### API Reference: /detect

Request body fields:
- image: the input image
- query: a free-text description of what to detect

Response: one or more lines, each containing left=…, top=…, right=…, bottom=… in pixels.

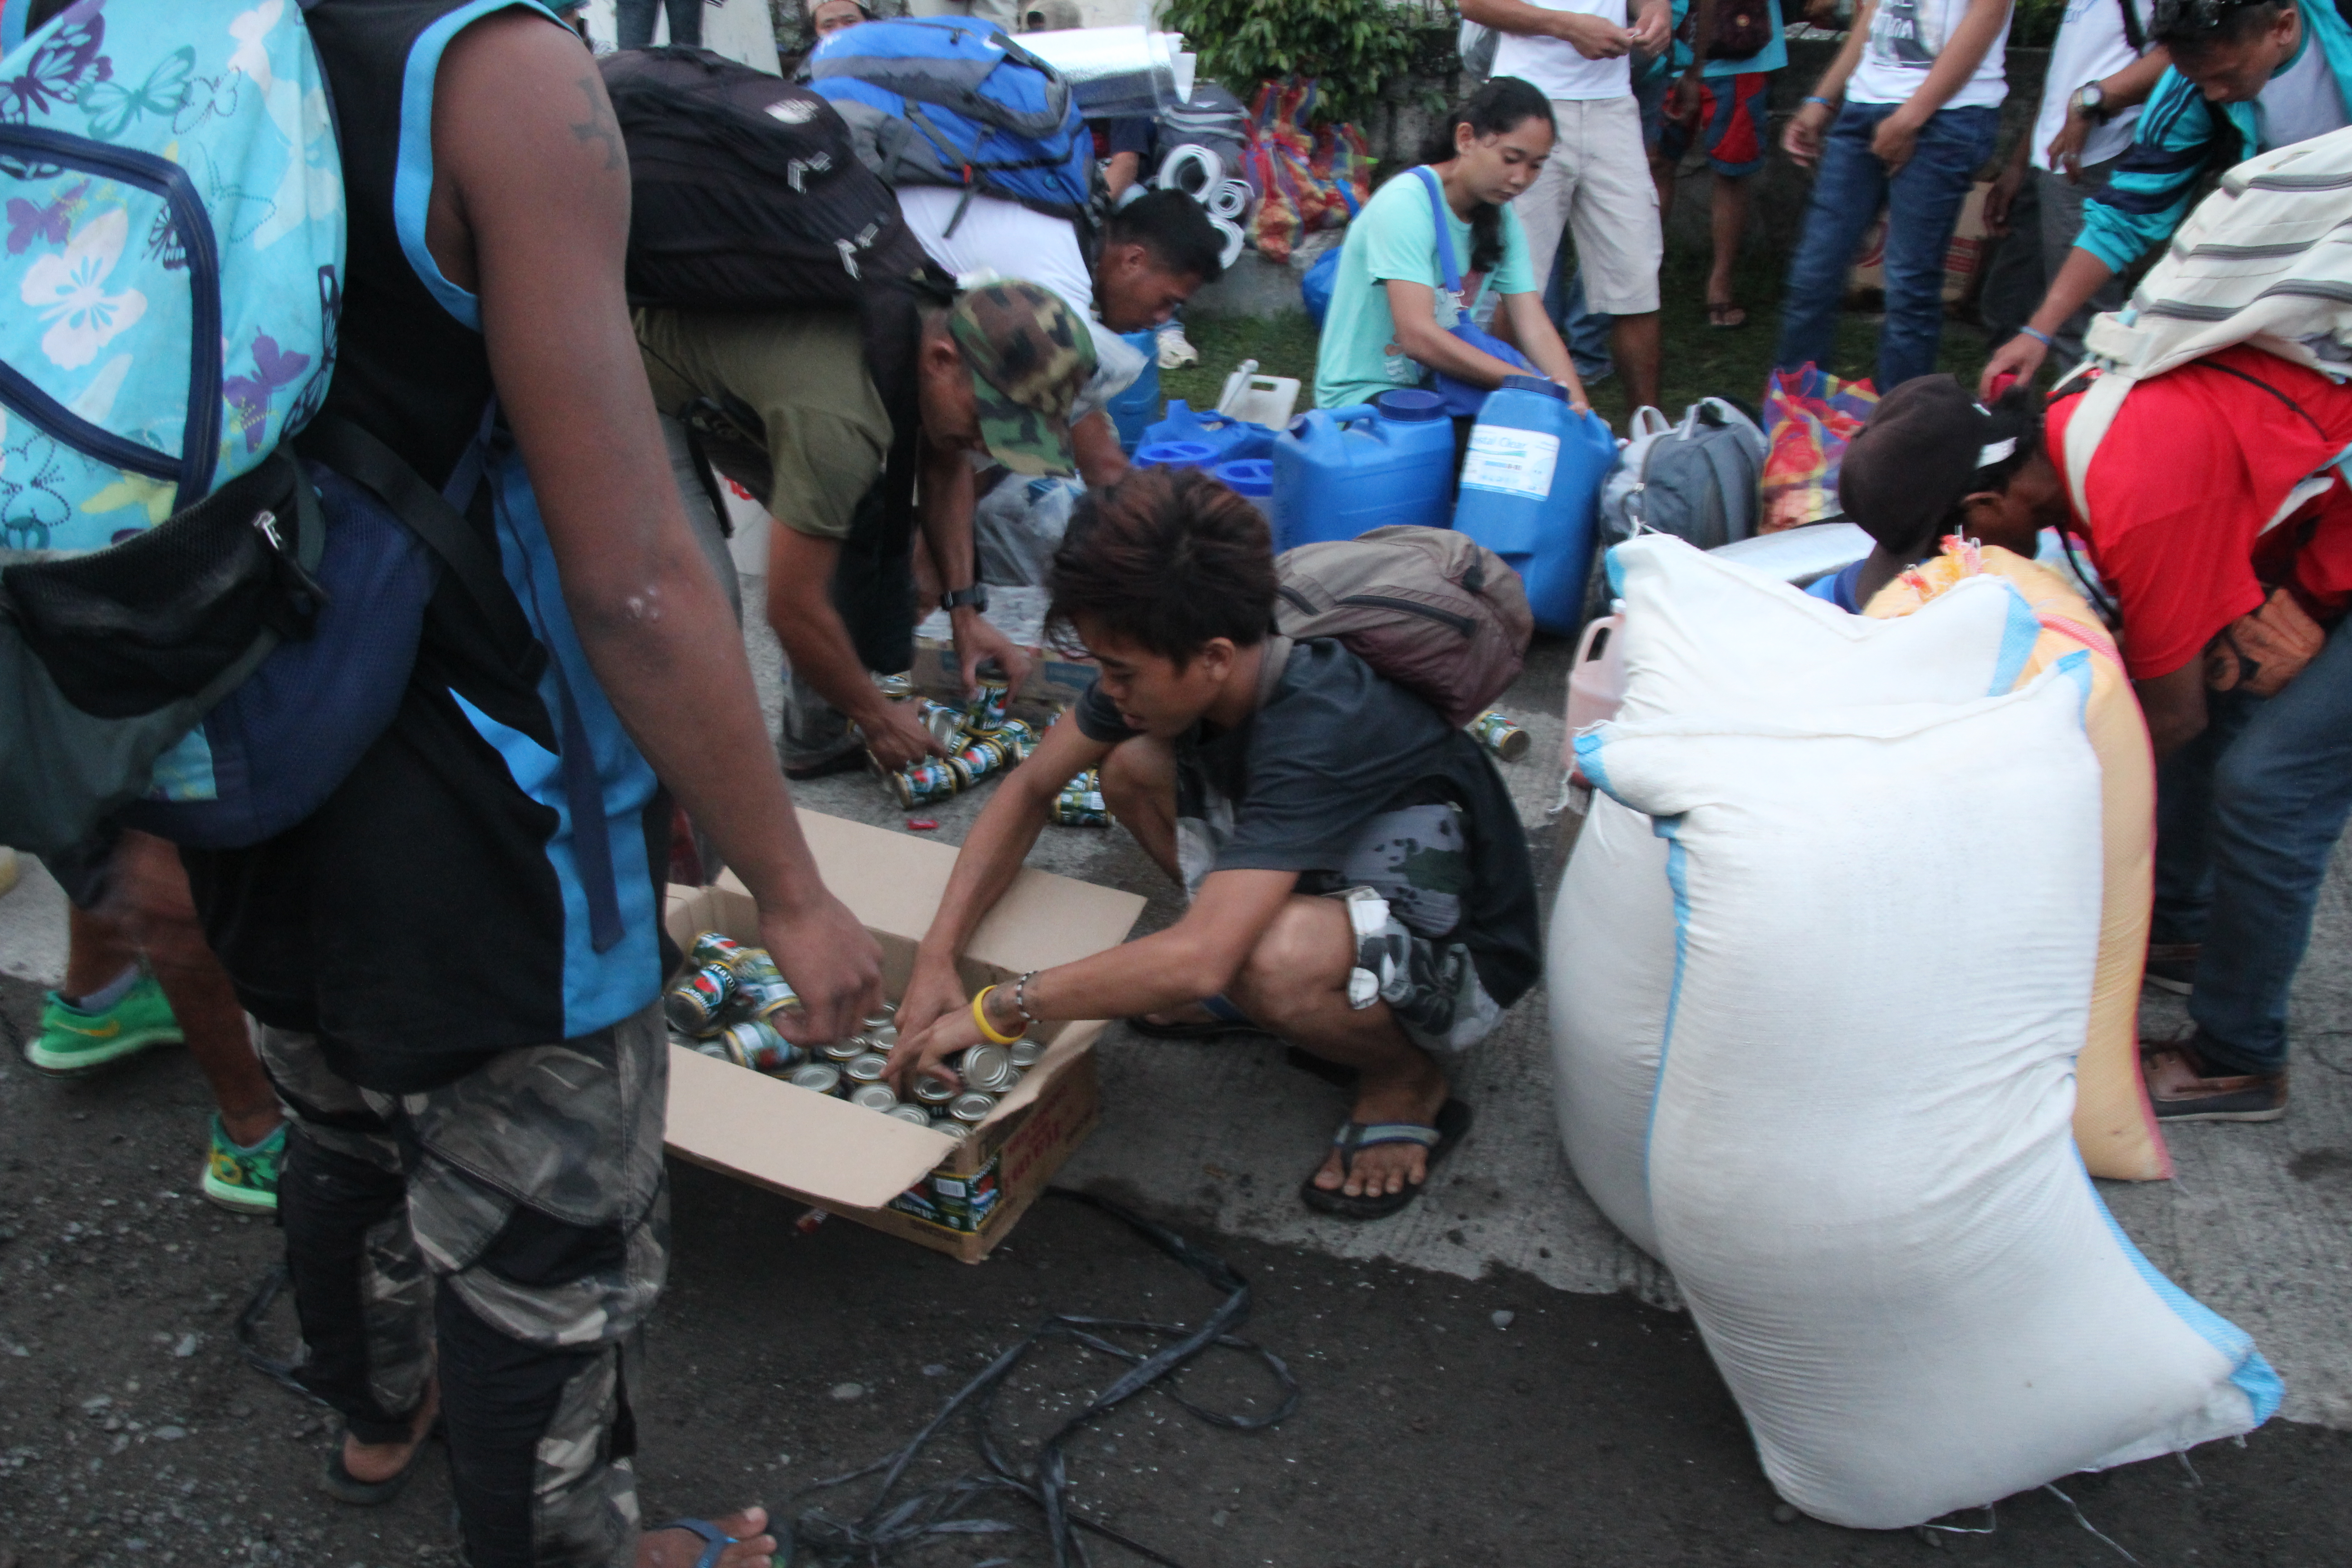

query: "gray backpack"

left=1598, top=398, right=1767, bottom=552
left=1274, top=526, right=1532, bottom=726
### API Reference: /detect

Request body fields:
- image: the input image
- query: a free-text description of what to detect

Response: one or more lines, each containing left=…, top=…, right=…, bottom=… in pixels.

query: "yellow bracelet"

left=970, top=986, right=1024, bottom=1046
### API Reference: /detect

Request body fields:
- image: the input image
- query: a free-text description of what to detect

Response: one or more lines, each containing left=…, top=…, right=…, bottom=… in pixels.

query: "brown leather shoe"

left=2143, top=1046, right=2287, bottom=1123
left=2144, top=941, right=2200, bottom=995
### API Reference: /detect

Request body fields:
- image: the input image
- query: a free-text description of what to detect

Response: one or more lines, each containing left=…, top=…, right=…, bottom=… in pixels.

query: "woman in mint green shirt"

left=1316, top=78, right=1588, bottom=412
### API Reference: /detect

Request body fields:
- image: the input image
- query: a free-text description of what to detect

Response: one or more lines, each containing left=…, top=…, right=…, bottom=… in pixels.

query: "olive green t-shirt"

left=634, top=307, right=893, bottom=540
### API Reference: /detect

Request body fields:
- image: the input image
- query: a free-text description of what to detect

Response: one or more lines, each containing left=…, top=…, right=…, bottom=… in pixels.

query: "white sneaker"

left=1157, top=323, right=1199, bottom=370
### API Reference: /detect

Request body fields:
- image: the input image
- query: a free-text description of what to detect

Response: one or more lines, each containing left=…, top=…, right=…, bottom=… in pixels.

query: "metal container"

left=728, top=946, right=800, bottom=1019
left=1007, top=1039, right=1044, bottom=1069
left=916, top=699, right=968, bottom=750
left=886, top=1104, right=935, bottom=1127
left=787, top=1063, right=842, bottom=1096
left=975, top=1063, right=1023, bottom=1094
left=1049, top=770, right=1112, bottom=828
left=719, top=1017, right=801, bottom=1074
left=864, top=1023, right=899, bottom=1050
left=884, top=757, right=960, bottom=809
left=873, top=671, right=916, bottom=702
left=931, top=1118, right=972, bottom=1142
left=820, top=1038, right=867, bottom=1064
left=993, top=717, right=1039, bottom=761
left=911, top=1075, right=958, bottom=1107
left=849, top=1083, right=900, bottom=1112
left=948, top=1091, right=997, bottom=1125
left=1467, top=709, right=1532, bottom=762
left=965, top=672, right=1010, bottom=734
left=663, top=962, right=736, bottom=1036
left=861, top=1007, right=897, bottom=1031
left=946, top=732, right=1012, bottom=790
left=958, top=1043, right=1010, bottom=1091
left=844, top=1054, right=891, bottom=1085
left=689, top=930, right=746, bottom=970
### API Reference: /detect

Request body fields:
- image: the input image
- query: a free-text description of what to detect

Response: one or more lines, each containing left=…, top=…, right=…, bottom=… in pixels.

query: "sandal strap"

left=1331, top=1120, right=1443, bottom=1151
left=652, top=1519, right=739, bottom=1568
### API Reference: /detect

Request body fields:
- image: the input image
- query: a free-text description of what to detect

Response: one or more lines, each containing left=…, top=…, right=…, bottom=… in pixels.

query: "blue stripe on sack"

left=1989, top=583, right=2042, bottom=694
left=2053, top=647, right=2093, bottom=719
left=480, top=451, right=663, bottom=1035
left=1604, top=543, right=1627, bottom=598
left=393, top=0, right=564, bottom=330
left=1640, top=814, right=1693, bottom=1198
left=1572, top=730, right=1615, bottom=796
left=2083, top=1163, right=2284, bottom=1425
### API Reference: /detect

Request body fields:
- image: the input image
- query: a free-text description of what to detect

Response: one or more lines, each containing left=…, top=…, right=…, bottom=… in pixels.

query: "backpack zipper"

left=1333, top=593, right=1477, bottom=637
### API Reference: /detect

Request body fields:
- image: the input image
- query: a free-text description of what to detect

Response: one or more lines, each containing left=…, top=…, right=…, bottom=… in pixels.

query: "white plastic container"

left=1563, top=610, right=1626, bottom=767
left=1217, top=359, right=1300, bottom=429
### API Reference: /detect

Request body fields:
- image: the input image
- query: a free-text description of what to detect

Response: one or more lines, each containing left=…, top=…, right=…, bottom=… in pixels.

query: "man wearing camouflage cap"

left=637, top=278, right=1095, bottom=775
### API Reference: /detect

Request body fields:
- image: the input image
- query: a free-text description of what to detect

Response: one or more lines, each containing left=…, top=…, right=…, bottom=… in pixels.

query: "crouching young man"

left=885, top=470, right=1541, bottom=1218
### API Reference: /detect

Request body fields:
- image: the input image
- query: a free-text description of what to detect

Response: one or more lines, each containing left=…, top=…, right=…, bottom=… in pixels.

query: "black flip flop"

left=319, top=1416, right=442, bottom=1506
left=1298, top=1098, right=1473, bottom=1221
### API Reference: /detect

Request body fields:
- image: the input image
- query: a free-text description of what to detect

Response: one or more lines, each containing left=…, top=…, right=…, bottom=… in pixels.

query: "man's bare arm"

left=763, top=524, right=945, bottom=770
left=428, top=12, right=879, bottom=1034
left=917, top=435, right=1034, bottom=696
left=1461, top=0, right=1632, bottom=57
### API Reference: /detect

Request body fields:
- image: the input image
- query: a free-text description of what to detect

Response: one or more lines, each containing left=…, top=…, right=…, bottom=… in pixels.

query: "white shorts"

left=1514, top=94, right=1663, bottom=317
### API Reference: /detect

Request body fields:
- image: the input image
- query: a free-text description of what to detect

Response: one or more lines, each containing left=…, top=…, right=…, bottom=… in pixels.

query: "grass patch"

left=1161, top=247, right=1993, bottom=433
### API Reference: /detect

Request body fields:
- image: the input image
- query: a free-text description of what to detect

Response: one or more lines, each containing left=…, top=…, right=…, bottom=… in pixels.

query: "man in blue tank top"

left=177, top=5, right=881, bottom=1563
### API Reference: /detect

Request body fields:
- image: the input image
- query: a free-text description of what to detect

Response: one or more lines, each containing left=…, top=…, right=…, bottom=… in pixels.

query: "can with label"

left=844, top=1054, right=891, bottom=1085
left=911, top=1074, right=958, bottom=1107
left=689, top=930, right=747, bottom=970
left=1049, top=770, right=1112, bottom=828
left=728, top=946, right=799, bottom=1019
left=819, top=1038, right=866, bottom=1064
left=719, top=1017, right=801, bottom=1074
left=664, top=962, right=737, bottom=1036
left=946, top=732, right=1012, bottom=790
left=1007, top=1039, right=1044, bottom=1070
left=916, top=699, right=968, bottom=750
left=993, top=717, right=1038, bottom=761
left=848, top=1083, right=900, bottom=1112
left=886, top=1104, right=935, bottom=1127
left=787, top=1063, right=843, bottom=1096
left=874, top=671, right=916, bottom=702
left=885, top=757, right=960, bottom=810
left=1467, top=709, right=1531, bottom=762
left=965, top=672, right=1011, bottom=734
left=949, top=1091, right=996, bottom=1125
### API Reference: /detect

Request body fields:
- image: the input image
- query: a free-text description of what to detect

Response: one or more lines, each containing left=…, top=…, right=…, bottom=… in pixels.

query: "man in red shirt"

left=2045, top=345, right=2352, bottom=1121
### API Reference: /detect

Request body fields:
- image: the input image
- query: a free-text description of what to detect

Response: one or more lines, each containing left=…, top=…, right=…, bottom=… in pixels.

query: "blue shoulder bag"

left=1411, top=166, right=1535, bottom=418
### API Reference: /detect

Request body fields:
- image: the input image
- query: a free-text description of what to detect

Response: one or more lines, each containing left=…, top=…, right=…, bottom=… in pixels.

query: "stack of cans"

left=664, top=931, right=805, bottom=1073
left=874, top=668, right=1036, bottom=808
left=1049, top=768, right=1113, bottom=828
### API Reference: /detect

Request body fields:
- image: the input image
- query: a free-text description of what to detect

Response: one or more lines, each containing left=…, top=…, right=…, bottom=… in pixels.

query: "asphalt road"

left=3, top=972, right=2350, bottom=1568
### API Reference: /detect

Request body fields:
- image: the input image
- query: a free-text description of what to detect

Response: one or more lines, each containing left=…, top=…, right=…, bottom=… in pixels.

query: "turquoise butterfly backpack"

left=0, top=0, right=529, bottom=859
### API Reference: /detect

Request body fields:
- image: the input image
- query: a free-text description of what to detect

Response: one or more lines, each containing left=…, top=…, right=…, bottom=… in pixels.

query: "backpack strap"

left=2117, top=0, right=2146, bottom=54
left=1412, top=167, right=1465, bottom=299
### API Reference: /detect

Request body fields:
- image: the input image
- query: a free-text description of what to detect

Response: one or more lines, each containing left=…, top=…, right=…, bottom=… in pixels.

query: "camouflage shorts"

left=1337, top=884, right=1504, bottom=1054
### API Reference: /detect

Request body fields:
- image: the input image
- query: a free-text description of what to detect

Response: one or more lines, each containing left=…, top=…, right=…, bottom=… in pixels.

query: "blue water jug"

left=1139, top=400, right=1278, bottom=465
left=1134, top=441, right=1217, bottom=471
left=1106, top=328, right=1162, bottom=454
left=1451, top=376, right=1618, bottom=635
left=1213, top=457, right=1274, bottom=528
left=1270, top=395, right=1456, bottom=552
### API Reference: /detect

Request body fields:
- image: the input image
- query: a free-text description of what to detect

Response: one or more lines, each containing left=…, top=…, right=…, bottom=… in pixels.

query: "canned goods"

left=664, top=962, right=737, bottom=1036
left=874, top=671, right=916, bottom=701
left=1467, top=709, right=1531, bottom=762
left=820, top=1039, right=867, bottom=1064
left=886, top=1104, right=934, bottom=1127
left=787, top=1063, right=843, bottom=1096
left=965, top=672, right=1011, bottom=734
left=719, top=1017, right=801, bottom=1073
left=864, top=1023, right=899, bottom=1049
left=959, top=1043, right=1010, bottom=1091
left=692, top=1040, right=730, bottom=1060
left=689, top=930, right=747, bottom=970
left=727, top=946, right=800, bottom=1019
left=993, top=716, right=1038, bottom=760
left=1049, top=769, right=1112, bottom=828
left=916, top=698, right=968, bottom=750
left=911, top=1075, right=957, bottom=1106
left=861, top=1007, right=897, bottom=1031
left=948, top=1091, right=996, bottom=1125
left=946, top=732, right=1011, bottom=790
left=848, top=1083, right=901, bottom=1112
left=844, top=1054, right=891, bottom=1085
left=1007, top=1039, right=1044, bottom=1069
left=931, top=1118, right=972, bottom=1141
left=885, top=757, right=960, bottom=809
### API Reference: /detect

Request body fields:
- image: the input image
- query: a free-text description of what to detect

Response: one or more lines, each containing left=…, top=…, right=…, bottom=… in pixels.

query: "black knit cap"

left=1838, top=375, right=2006, bottom=554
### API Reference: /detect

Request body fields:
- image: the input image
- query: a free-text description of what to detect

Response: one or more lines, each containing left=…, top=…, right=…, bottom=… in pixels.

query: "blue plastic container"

left=1140, top=400, right=1277, bottom=466
left=1212, top=457, right=1274, bottom=528
left=1106, top=328, right=1162, bottom=454
left=1270, top=395, right=1456, bottom=552
left=1450, top=375, right=1618, bottom=635
left=1133, top=440, right=1217, bottom=472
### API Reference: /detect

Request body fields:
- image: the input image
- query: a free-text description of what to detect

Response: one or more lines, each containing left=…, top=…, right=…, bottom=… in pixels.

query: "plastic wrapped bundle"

left=1019, top=26, right=1194, bottom=117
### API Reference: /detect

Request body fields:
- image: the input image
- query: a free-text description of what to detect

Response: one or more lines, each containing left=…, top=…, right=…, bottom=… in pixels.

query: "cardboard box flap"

left=723, top=811, right=1147, bottom=969
left=667, top=1045, right=951, bottom=1210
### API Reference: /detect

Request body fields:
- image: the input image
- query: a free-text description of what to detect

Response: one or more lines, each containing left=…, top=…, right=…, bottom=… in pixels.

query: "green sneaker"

left=202, top=1117, right=286, bottom=1214
left=26, top=972, right=183, bottom=1077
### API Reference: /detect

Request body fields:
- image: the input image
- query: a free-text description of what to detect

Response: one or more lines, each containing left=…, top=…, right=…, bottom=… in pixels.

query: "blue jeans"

left=1550, top=269, right=1618, bottom=385
left=1772, top=101, right=1999, bottom=392
left=616, top=0, right=701, bottom=47
left=2151, top=616, right=2352, bottom=1075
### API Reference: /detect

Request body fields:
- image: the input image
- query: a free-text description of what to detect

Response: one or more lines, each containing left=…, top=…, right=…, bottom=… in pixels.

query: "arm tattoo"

left=571, top=74, right=624, bottom=171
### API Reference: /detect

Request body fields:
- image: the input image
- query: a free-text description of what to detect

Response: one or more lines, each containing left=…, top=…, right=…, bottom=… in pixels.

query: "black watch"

left=939, top=585, right=989, bottom=613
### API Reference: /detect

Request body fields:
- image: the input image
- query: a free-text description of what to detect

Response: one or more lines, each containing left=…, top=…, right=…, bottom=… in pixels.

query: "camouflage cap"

left=947, top=280, right=1097, bottom=478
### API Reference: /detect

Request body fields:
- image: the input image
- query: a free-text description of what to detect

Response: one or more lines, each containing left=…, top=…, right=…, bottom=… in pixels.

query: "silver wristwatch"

left=2074, top=81, right=2107, bottom=121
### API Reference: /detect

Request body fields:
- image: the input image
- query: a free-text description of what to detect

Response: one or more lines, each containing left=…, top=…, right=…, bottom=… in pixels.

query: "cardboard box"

left=661, top=811, right=1146, bottom=1261
left=1847, top=178, right=1995, bottom=307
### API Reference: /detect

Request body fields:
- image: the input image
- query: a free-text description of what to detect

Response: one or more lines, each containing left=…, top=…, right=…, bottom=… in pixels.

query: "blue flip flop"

left=1298, top=1098, right=1473, bottom=1220
left=651, top=1518, right=745, bottom=1568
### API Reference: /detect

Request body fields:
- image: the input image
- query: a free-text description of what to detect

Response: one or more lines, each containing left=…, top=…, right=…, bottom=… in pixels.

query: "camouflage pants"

left=260, top=1004, right=670, bottom=1568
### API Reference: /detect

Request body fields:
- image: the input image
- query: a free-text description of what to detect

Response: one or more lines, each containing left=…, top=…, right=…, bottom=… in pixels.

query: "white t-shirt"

left=2258, top=28, right=2350, bottom=151
left=2031, top=0, right=2148, bottom=171
left=893, top=186, right=1140, bottom=417
left=1491, top=0, right=1634, bottom=103
left=1846, top=0, right=2011, bottom=110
